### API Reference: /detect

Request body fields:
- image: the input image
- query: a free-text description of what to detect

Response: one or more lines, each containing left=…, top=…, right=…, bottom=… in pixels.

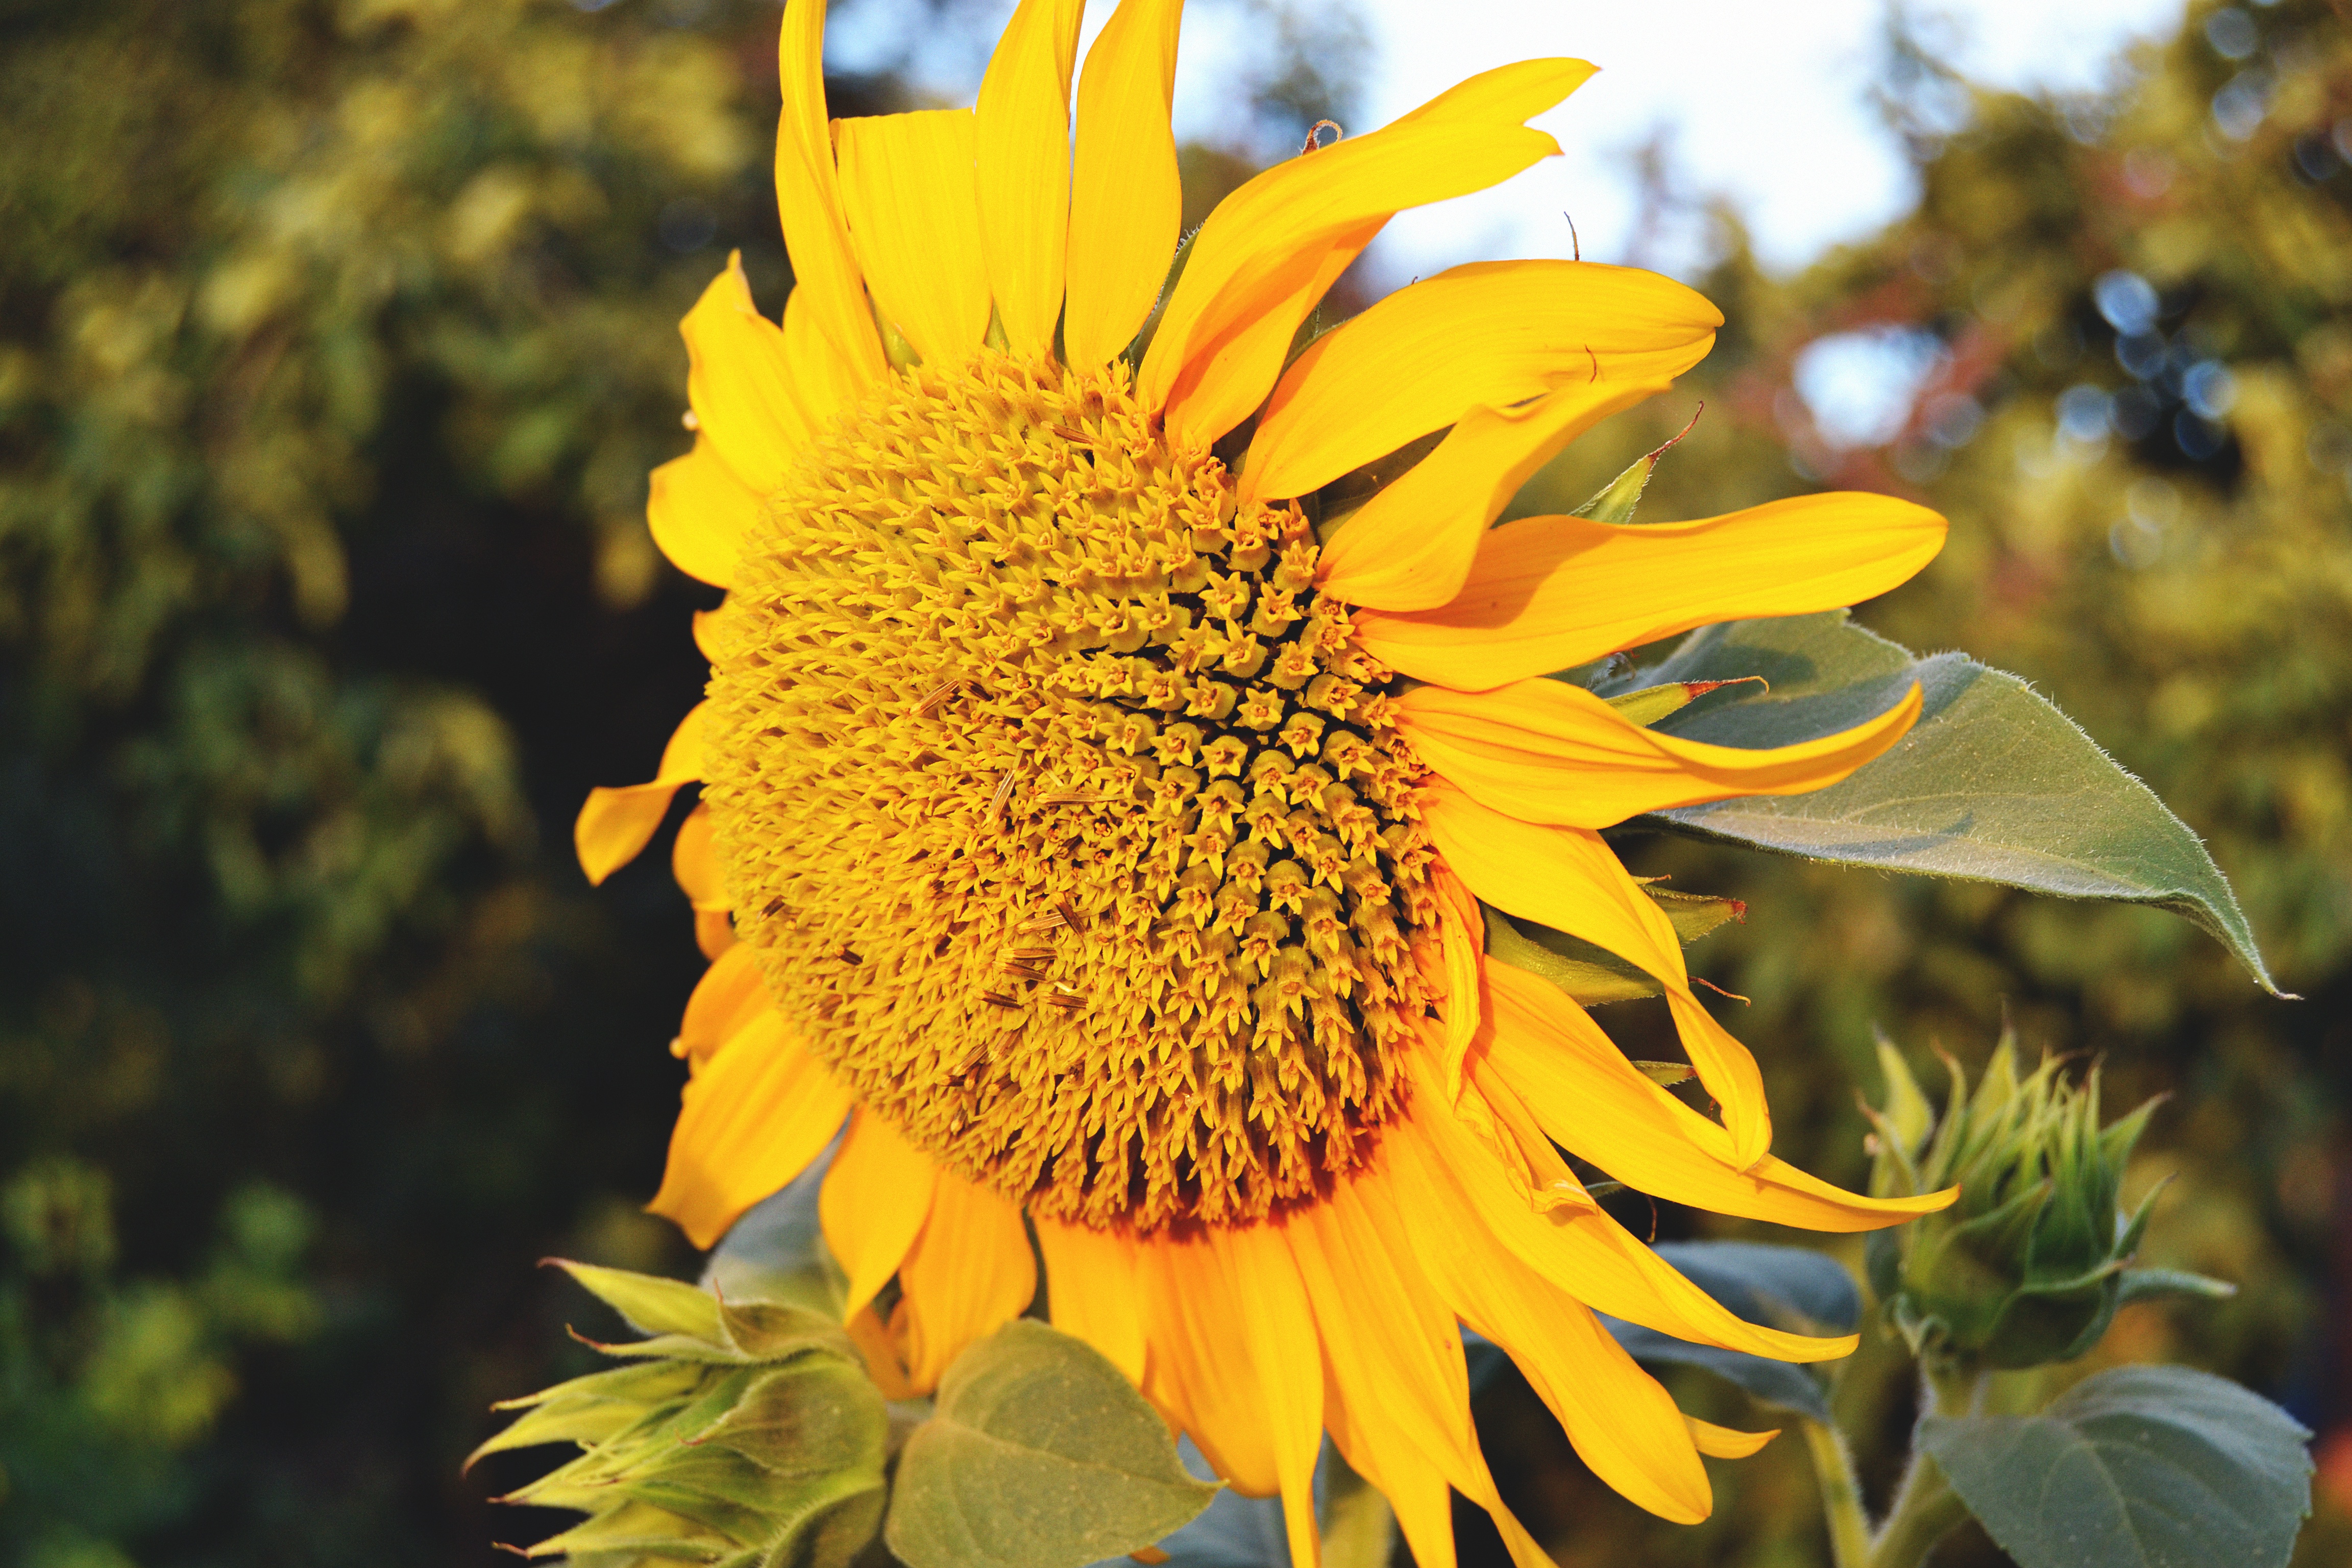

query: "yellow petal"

left=1689, top=1416, right=1778, bottom=1459
left=835, top=110, right=991, bottom=368
left=1398, top=1040, right=1855, bottom=1366
left=1315, top=379, right=1662, bottom=612
left=1196, top=1227, right=1325, bottom=1563
left=1063, top=0, right=1183, bottom=369
left=648, top=439, right=759, bottom=589
left=1388, top=1119, right=1712, bottom=1524
left=1034, top=1218, right=1146, bottom=1385
left=575, top=702, right=706, bottom=885
left=690, top=604, right=727, bottom=665
left=1288, top=1167, right=1551, bottom=1568
left=975, top=0, right=1086, bottom=357
left=1149, top=218, right=1380, bottom=453
left=1353, top=493, right=1949, bottom=690
left=782, top=282, right=862, bottom=431
left=1427, top=863, right=1486, bottom=1109
left=1418, top=777, right=1771, bottom=1166
left=775, top=0, right=886, bottom=384
left=648, top=1012, right=852, bottom=1248
left=891, top=1170, right=1036, bottom=1393
left=1125, top=1227, right=1321, bottom=1561
left=1479, top=959, right=1956, bottom=1230
left=1388, top=56, right=1603, bottom=131
left=681, top=253, right=815, bottom=492
left=674, top=941, right=766, bottom=1066
left=819, top=1109, right=939, bottom=1319
left=1396, top=677, right=1922, bottom=828
left=672, top=804, right=733, bottom=959
left=1245, top=260, right=1720, bottom=502
left=1139, top=60, right=1594, bottom=442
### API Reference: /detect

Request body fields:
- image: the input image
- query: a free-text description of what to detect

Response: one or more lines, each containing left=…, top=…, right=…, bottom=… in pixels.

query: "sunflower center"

left=701, top=352, right=1437, bottom=1231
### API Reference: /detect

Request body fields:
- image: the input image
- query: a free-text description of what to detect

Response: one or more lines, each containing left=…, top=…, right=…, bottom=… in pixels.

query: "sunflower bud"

left=470, top=1261, right=890, bottom=1566
left=1861, top=1029, right=2181, bottom=1374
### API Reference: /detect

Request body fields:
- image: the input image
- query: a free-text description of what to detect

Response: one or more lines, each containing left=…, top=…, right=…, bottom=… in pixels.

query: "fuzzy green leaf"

left=884, top=1319, right=1217, bottom=1568
left=698, top=1359, right=891, bottom=1483
left=1920, top=1364, right=2312, bottom=1568
left=2114, top=1267, right=2239, bottom=1306
left=1633, top=612, right=2283, bottom=994
left=551, top=1259, right=728, bottom=1343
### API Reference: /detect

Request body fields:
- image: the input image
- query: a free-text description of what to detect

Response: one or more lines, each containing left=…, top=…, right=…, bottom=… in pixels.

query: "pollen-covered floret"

left=701, top=352, right=1436, bottom=1230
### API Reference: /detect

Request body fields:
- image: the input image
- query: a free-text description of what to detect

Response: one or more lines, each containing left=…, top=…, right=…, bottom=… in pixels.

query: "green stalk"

left=1864, top=1367, right=1982, bottom=1568
left=1803, top=1418, right=1873, bottom=1568
left=1867, top=1453, right=1967, bottom=1568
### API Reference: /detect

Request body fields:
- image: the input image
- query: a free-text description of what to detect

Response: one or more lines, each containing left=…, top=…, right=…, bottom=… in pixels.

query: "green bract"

left=469, top=1261, right=889, bottom=1568
left=1862, top=1033, right=2230, bottom=1374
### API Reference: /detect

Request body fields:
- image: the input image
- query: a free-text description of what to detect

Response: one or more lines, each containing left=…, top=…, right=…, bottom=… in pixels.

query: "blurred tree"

left=0, top=1, right=1359, bottom=1563
left=0, top=0, right=794, bottom=1560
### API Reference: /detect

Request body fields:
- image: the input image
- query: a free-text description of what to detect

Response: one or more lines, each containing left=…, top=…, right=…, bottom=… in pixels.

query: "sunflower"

left=578, top=0, right=1956, bottom=1557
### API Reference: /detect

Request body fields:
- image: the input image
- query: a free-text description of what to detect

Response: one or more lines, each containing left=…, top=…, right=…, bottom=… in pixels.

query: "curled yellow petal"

left=1395, top=676, right=1923, bottom=828
left=1140, top=59, right=1595, bottom=444
left=1479, top=958, right=1956, bottom=1231
left=1389, top=1129, right=1712, bottom=1523
left=1688, top=1417, right=1778, bottom=1459
left=1245, top=260, right=1719, bottom=503
left=672, top=804, right=733, bottom=959
left=1354, top=494, right=1949, bottom=690
left=1419, top=777, right=1772, bottom=1167
left=1316, top=379, right=1663, bottom=613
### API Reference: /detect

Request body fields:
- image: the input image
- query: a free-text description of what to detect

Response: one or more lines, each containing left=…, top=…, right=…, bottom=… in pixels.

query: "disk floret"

left=702, top=353, right=1436, bottom=1231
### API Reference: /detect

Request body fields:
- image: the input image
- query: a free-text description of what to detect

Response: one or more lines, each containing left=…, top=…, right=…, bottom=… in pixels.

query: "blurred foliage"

left=0, top=0, right=1342, bottom=1563
left=3, top=0, right=2347, bottom=1564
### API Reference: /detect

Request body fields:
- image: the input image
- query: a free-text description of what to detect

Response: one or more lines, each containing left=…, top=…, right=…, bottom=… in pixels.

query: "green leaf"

left=885, top=1319, right=1218, bottom=1568
left=1634, top=612, right=2283, bottom=994
left=718, top=1298, right=855, bottom=1364
left=2114, top=1267, right=2238, bottom=1307
left=551, top=1258, right=728, bottom=1342
left=696, top=1359, right=891, bottom=1484
left=467, top=1359, right=717, bottom=1466
left=1920, top=1363, right=2312, bottom=1568
left=519, top=1497, right=731, bottom=1561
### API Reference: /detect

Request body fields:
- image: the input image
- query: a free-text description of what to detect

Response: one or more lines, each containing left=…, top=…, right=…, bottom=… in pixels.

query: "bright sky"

left=829, top=0, right=2189, bottom=283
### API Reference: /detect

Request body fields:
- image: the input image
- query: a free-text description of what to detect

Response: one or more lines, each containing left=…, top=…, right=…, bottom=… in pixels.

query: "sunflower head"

left=567, top=0, right=1959, bottom=1551
left=704, top=352, right=1436, bottom=1231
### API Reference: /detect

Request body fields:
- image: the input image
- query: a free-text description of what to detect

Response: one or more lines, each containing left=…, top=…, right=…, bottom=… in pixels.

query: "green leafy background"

left=1, top=0, right=2346, bottom=1565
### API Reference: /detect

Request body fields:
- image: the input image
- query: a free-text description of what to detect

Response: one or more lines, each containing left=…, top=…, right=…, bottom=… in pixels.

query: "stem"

left=1867, top=1453, right=1968, bottom=1568
left=1802, top=1418, right=1873, bottom=1568
left=1865, top=1366, right=1982, bottom=1568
